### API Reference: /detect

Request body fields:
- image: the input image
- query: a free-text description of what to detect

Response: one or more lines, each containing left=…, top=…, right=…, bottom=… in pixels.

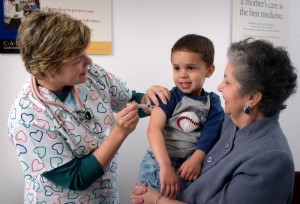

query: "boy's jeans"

left=138, top=149, right=185, bottom=191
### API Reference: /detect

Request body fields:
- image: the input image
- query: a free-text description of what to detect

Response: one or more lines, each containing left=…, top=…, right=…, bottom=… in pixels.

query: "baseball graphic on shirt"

left=177, top=111, right=200, bottom=133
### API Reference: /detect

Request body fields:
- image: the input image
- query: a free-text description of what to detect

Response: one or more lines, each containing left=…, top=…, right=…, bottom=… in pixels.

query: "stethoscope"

left=30, top=75, right=97, bottom=154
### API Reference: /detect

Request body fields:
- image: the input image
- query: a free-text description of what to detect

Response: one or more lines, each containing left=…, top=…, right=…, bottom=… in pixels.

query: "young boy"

left=138, top=34, right=224, bottom=198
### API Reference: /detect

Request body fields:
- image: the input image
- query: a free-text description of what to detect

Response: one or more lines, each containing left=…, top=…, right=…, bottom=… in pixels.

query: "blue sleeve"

left=155, top=87, right=179, bottom=119
left=196, top=92, right=224, bottom=154
left=42, top=154, right=104, bottom=190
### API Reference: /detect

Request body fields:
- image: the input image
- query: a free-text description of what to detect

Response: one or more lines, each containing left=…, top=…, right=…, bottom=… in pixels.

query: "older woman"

left=7, top=10, right=167, bottom=204
left=130, top=38, right=298, bottom=204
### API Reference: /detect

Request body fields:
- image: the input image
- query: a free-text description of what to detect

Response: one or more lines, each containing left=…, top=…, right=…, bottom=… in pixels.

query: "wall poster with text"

left=0, top=0, right=112, bottom=54
left=231, top=0, right=288, bottom=47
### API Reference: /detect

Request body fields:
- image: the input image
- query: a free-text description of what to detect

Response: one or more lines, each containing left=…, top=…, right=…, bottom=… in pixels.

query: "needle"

left=137, top=104, right=153, bottom=109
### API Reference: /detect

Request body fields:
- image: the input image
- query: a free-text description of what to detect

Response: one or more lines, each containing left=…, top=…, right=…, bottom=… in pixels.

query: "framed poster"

left=0, top=0, right=28, bottom=53
left=231, top=0, right=288, bottom=47
left=0, top=0, right=112, bottom=54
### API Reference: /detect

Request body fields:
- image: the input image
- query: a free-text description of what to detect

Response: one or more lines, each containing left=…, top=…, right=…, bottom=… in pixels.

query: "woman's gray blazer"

left=177, top=114, right=294, bottom=204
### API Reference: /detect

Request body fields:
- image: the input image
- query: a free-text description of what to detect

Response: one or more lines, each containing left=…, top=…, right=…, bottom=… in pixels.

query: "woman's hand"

left=130, top=183, right=161, bottom=204
left=130, top=183, right=184, bottom=204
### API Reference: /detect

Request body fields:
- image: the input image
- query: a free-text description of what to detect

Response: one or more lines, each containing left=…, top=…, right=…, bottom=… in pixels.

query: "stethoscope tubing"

left=30, top=75, right=97, bottom=153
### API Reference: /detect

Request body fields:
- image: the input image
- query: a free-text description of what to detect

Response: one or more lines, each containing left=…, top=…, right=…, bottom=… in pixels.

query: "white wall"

left=0, top=1, right=299, bottom=203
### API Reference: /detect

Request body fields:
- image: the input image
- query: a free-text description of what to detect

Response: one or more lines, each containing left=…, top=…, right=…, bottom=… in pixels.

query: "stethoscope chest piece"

left=85, top=111, right=92, bottom=120
left=77, top=110, right=92, bottom=121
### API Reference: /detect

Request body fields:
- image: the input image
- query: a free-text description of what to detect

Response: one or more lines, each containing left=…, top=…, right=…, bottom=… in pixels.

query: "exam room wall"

left=0, top=1, right=299, bottom=203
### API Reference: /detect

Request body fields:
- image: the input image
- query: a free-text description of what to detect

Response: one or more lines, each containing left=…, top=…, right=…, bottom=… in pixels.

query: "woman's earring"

left=244, top=106, right=251, bottom=114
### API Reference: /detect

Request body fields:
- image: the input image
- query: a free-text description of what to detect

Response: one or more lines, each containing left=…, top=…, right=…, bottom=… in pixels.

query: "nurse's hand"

left=145, top=85, right=170, bottom=106
left=92, top=102, right=139, bottom=168
left=114, top=102, right=139, bottom=138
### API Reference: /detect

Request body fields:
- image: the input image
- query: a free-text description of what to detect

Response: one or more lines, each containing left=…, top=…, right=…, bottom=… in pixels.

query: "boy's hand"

left=177, top=157, right=201, bottom=181
left=160, top=164, right=179, bottom=198
left=177, top=150, right=206, bottom=181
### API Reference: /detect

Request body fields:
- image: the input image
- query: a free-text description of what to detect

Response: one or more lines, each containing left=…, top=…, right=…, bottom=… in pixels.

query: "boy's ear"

left=206, top=65, right=215, bottom=78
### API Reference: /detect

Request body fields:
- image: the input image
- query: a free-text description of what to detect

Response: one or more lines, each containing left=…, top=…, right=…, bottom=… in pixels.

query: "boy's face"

left=171, top=51, right=214, bottom=96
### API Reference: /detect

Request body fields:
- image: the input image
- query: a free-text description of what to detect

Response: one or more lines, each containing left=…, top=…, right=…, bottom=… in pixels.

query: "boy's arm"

left=148, top=107, right=170, bottom=168
left=147, top=107, right=179, bottom=198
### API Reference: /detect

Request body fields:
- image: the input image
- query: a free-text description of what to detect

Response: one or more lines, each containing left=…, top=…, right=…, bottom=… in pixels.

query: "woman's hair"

left=228, top=38, right=298, bottom=117
left=171, top=34, right=214, bottom=66
left=17, top=9, right=91, bottom=79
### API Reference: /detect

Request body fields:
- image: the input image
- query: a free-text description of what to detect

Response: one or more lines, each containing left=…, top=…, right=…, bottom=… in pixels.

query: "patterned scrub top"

left=7, top=64, right=132, bottom=204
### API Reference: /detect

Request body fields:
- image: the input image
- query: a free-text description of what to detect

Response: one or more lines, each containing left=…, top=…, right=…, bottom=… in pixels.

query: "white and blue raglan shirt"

left=159, top=87, right=224, bottom=158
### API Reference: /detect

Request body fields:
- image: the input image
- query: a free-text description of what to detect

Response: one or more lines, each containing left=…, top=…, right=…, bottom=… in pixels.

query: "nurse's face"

left=52, top=49, right=92, bottom=91
left=217, top=61, right=247, bottom=122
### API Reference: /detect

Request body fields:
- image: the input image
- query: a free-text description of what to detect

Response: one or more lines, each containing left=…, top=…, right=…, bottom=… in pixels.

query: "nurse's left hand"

left=145, top=85, right=170, bottom=106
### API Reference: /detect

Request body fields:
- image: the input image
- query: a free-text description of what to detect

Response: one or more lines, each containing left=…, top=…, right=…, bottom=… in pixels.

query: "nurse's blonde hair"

left=17, top=9, right=91, bottom=79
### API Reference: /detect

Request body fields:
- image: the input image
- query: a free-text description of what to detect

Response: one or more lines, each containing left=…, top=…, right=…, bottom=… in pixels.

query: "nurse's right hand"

left=113, top=102, right=139, bottom=139
left=92, top=102, right=139, bottom=168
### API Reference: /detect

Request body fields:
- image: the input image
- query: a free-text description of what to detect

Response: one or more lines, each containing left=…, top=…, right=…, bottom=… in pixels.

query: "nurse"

left=7, top=10, right=168, bottom=204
